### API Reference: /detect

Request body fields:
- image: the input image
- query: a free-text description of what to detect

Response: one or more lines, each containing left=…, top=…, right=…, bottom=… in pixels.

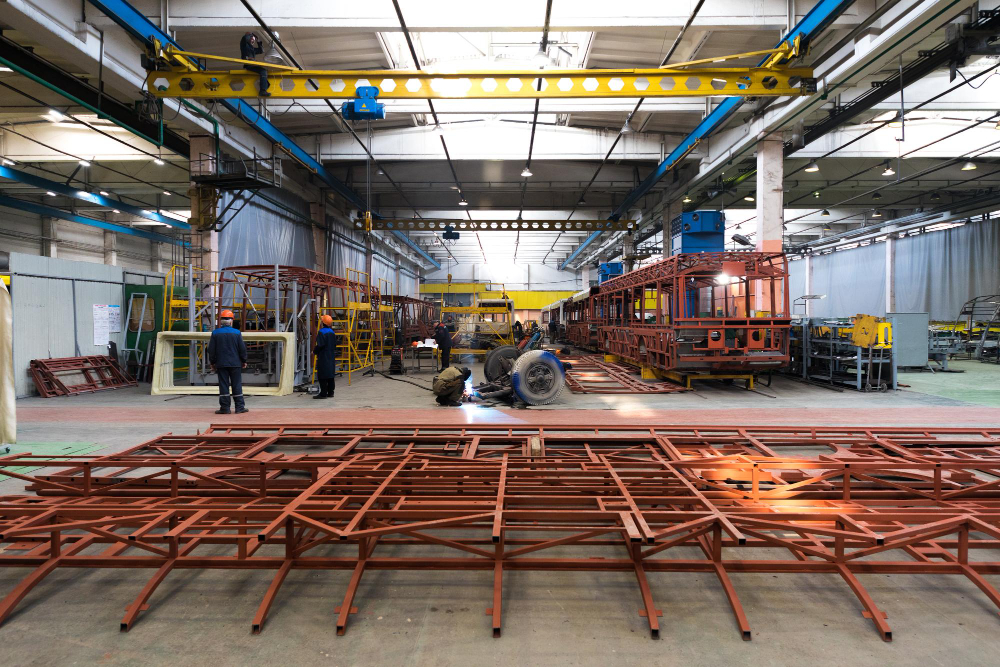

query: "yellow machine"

left=441, top=284, right=515, bottom=357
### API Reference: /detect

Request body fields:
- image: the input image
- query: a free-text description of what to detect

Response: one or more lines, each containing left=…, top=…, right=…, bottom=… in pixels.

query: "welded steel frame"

left=563, top=355, right=689, bottom=394
left=3, top=423, right=1000, bottom=641
left=384, top=295, right=439, bottom=343
left=591, top=252, right=792, bottom=373
left=219, top=265, right=377, bottom=384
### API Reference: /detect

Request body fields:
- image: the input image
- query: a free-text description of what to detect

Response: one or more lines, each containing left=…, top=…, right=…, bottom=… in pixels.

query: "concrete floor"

left=4, top=357, right=1000, bottom=665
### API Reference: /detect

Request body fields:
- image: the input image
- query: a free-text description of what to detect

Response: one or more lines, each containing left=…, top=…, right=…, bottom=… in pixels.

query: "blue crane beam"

left=0, top=195, right=186, bottom=245
left=0, top=165, right=189, bottom=229
left=560, top=0, right=856, bottom=270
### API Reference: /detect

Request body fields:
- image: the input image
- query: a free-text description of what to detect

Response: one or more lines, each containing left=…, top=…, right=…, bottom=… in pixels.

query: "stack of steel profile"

left=563, top=355, right=688, bottom=394
left=2, top=423, right=1000, bottom=641
left=28, top=355, right=136, bottom=397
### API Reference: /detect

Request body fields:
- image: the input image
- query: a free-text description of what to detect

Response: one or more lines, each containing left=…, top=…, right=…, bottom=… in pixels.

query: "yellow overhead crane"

left=144, top=39, right=815, bottom=100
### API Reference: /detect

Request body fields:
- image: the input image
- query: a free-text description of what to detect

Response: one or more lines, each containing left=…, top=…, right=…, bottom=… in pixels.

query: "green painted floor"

left=898, top=358, right=1000, bottom=407
left=3, top=441, right=102, bottom=473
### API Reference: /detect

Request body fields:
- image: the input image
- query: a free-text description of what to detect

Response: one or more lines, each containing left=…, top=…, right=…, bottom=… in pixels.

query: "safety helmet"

left=220, top=309, right=234, bottom=319
left=321, top=314, right=334, bottom=326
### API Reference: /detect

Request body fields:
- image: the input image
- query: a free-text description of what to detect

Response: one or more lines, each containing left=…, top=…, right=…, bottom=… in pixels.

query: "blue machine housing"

left=669, top=210, right=725, bottom=255
left=598, top=262, right=623, bottom=283
left=341, top=86, right=386, bottom=120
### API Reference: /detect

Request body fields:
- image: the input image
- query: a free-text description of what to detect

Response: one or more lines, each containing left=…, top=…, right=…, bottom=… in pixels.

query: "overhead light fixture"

left=163, top=190, right=171, bottom=196
left=804, top=161, right=820, bottom=173
left=813, top=191, right=821, bottom=198
left=578, top=197, right=586, bottom=205
left=99, top=191, right=109, bottom=196
left=620, top=118, right=634, bottom=135
left=872, top=192, right=882, bottom=200
left=521, top=166, right=533, bottom=178
left=731, top=233, right=753, bottom=246
left=821, top=209, right=830, bottom=216
left=45, top=109, right=66, bottom=122
left=872, top=210, right=883, bottom=218
left=888, top=111, right=904, bottom=128
left=823, top=222, right=832, bottom=231
left=930, top=192, right=941, bottom=201
left=744, top=195, right=755, bottom=202
left=0, top=67, right=11, bottom=73
left=961, top=160, right=977, bottom=171
left=682, top=194, right=692, bottom=203
left=458, top=199, right=468, bottom=206
left=263, top=33, right=285, bottom=64
left=376, top=167, right=385, bottom=175
left=46, top=190, right=56, bottom=196
left=1, top=158, right=13, bottom=166
left=995, top=119, right=1000, bottom=130
left=78, top=159, right=90, bottom=167
left=532, top=47, right=550, bottom=67
left=882, top=164, right=895, bottom=176
left=77, top=190, right=89, bottom=197
left=112, top=209, right=120, bottom=214
left=153, top=158, right=165, bottom=165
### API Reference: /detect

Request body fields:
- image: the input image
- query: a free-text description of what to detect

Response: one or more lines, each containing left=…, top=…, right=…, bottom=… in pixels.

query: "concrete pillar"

left=581, top=265, right=590, bottom=289
left=103, top=230, right=118, bottom=266
left=755, top=136, right=784, bottom=253
left=804, top=255, right=814, bottom=317
left=310, top=200, right=327, bottom=272
left=664, top=198, right=682, bottom=258
left=189, top=230, right=218, bottom=272
left=394, top=253, right=402, bottom=297
left=150, top=241, right=165, bottom=273
left=41, top=217, right=58, bottom=257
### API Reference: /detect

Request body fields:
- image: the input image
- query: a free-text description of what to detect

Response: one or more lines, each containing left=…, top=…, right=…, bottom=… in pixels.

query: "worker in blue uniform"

left=313, top=314, right=339, bottom=399
left=208, top=309, right=249, bottom=414
left=239, top=32, right=270, bottom=97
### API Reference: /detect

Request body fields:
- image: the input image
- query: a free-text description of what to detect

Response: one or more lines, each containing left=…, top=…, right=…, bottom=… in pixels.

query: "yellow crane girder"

left=147, top=66, right=814, bottom=99
left=358, top=219, right=637, bottom=232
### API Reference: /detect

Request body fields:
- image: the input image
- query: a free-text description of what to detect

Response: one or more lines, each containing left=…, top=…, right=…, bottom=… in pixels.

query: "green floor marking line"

left=3, top=442, right=103, bottom=474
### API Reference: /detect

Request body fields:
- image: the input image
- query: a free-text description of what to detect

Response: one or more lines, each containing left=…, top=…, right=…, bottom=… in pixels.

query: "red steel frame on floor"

left=3, top=423, right=1000, bottom=640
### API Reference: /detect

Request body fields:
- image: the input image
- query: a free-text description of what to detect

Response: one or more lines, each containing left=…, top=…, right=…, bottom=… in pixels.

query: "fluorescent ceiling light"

left=163, top=190, right=171, bottom=196
left=153, top=158, right=165, bottom=165
left=744, top=195, right=755, bottom=202
left=99, top=191, right=110, bottom=196
left=46, top=190, right=56, bottom=196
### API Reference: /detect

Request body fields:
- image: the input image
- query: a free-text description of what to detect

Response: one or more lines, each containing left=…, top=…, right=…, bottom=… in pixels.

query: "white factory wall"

left=6, top=253, right=164, bottom=397
left=788, top=218, right=1000, bottom=320
left=0, top=209, right=172, bottom=270
left=423, top=261, right=581, bottom=291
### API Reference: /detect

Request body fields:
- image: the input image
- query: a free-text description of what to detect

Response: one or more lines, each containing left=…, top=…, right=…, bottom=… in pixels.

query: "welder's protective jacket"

left=313, top=326, right=339, bottom=379
left=208, top=326, right=248, bottom=368
left=432, top=366, right=466, bottom=397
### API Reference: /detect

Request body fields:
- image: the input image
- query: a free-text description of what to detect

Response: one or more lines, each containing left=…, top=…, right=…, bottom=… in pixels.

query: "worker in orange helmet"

left=208, top=309, right=248, bottom=414
left=313, top=314, right=339, bottom=399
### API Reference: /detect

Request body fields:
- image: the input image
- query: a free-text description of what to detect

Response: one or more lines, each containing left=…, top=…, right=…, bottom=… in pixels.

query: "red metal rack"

left=28, top=356, right=136, bottom=397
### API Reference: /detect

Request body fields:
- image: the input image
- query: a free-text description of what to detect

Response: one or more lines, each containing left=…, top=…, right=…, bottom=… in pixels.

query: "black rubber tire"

left=511, top=350, right=565, bottom=406
left=484, top=345, right=520, bottom=382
